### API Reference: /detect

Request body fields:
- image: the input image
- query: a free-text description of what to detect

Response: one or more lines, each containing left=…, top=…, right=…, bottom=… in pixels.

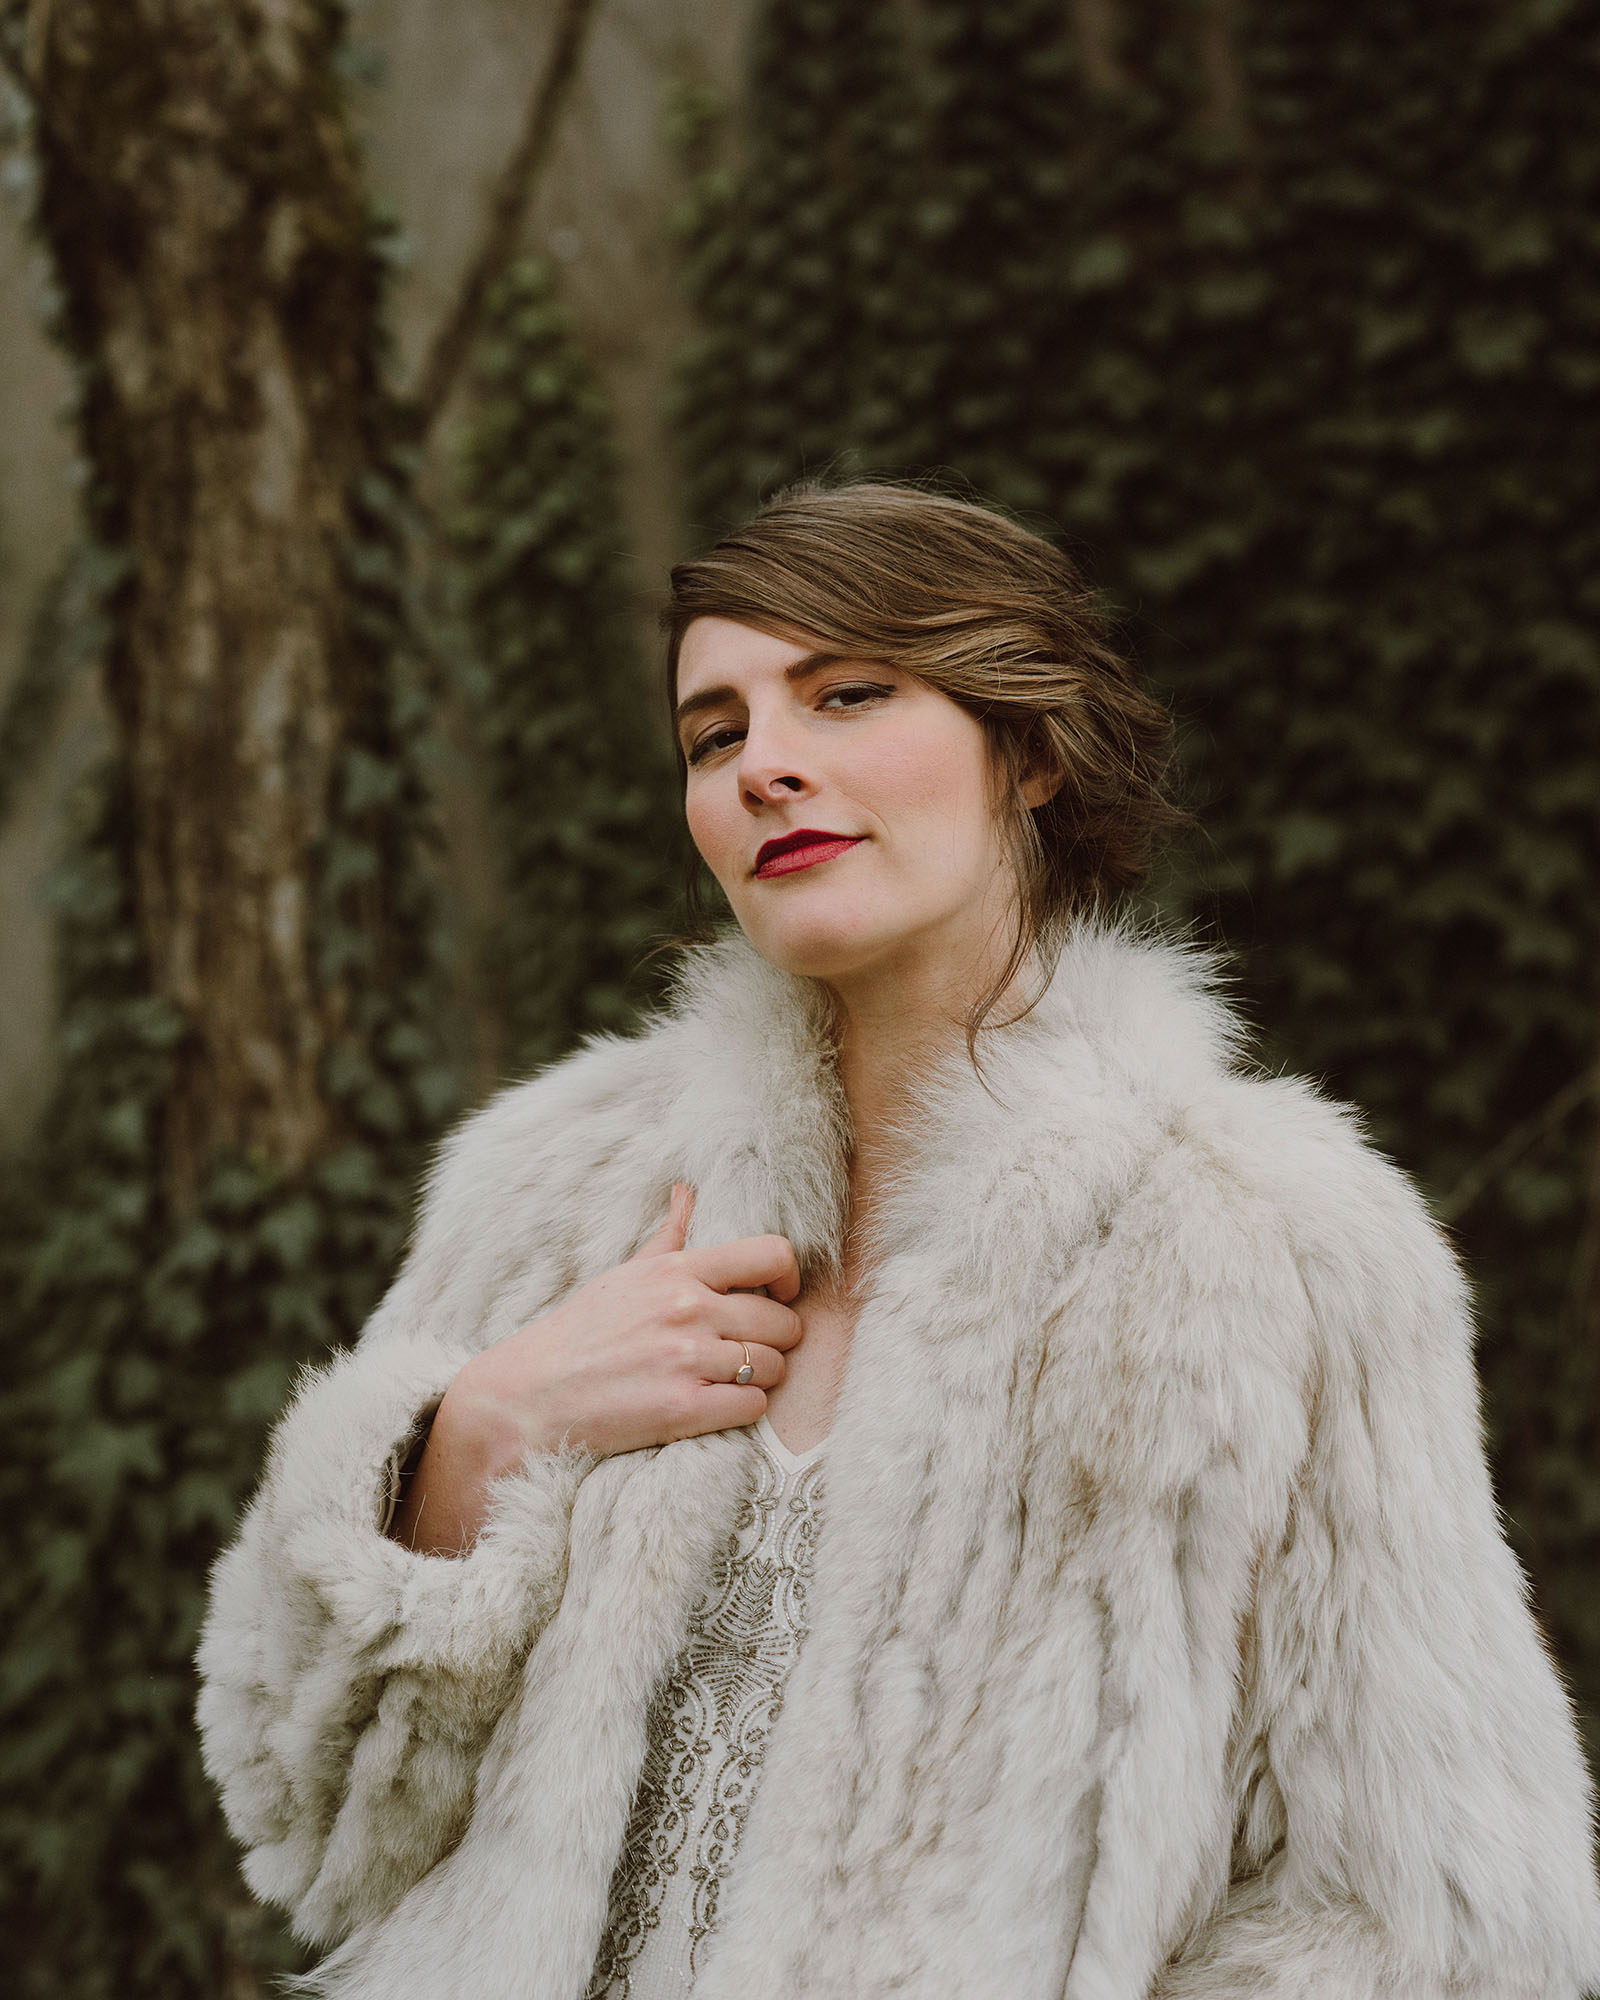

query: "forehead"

left=675, top=617, right=824, bottom=695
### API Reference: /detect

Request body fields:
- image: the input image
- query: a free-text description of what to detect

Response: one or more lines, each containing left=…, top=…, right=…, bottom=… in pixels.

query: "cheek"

left=851, top=716, right=996, bottom=856
left=683, top=781, right=738, bottom=880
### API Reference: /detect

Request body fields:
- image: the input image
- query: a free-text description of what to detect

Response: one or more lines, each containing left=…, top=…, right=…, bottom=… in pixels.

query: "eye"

left=818, top=681, right=895, bottom=710
left=685, top=723, right=745, bottom=767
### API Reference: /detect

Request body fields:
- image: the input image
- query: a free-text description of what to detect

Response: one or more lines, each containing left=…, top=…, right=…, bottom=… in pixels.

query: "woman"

left=197, top=483, right=1600, bottom=2000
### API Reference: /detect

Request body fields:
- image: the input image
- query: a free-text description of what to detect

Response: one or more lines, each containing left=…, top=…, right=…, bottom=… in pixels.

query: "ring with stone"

left=735, top=1342, right=754, bottom=1385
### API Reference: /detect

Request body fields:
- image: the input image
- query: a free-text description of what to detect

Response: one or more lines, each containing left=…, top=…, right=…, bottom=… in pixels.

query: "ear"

left=1019, top=753, right=1066, bottom=810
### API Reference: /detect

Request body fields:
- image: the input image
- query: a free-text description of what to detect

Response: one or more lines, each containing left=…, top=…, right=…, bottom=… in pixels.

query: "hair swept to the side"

left=661, top=475, right=1187, bottom=1047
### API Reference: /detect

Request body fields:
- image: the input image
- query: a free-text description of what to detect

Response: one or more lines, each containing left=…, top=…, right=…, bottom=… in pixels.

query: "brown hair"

left=662, top=478, right=1184, bottom=1042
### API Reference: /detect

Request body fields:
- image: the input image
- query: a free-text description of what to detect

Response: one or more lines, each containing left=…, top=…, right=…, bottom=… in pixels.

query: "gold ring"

left=735, top=1342, right=754, bottom=1385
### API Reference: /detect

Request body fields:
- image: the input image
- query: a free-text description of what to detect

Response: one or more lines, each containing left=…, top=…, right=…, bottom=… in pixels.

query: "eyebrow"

left=673, top=651, right=854, bottom=739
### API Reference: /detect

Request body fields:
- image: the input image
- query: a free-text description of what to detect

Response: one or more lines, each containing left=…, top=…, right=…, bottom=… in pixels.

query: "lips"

left=753, top=828, right=865, bottom=879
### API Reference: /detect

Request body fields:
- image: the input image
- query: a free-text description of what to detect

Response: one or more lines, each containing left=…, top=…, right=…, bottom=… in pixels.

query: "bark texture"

left=23, top=0, right=383, bottom=1201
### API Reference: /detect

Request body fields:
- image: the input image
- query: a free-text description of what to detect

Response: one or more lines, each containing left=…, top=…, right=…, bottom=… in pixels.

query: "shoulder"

left=1199, top=1068, right=1471, bottom=1362
left=1134, top=1061, right=1486, bottom=1499
left=1049, top=919, right=1464, bottom=1314
left=1206, top=1065, right=1455, bottom=1266
left=1013, top=944, right=1527, bottom=1600
left=1038, top=922, right=1475, bottom=1407
left=416, top=931, right=823, bottom=1229
left=372, top=1009, right=695, bottom=1345
left=417, top=1019, right=681, bottom=1238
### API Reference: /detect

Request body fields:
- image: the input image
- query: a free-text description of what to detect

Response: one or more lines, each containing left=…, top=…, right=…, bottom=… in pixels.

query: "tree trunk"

left=22, top=0, right=384, bottom=1203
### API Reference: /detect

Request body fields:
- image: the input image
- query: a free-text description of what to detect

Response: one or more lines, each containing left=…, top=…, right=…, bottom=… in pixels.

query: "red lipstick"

left=753, top=828, right=864, bottom=879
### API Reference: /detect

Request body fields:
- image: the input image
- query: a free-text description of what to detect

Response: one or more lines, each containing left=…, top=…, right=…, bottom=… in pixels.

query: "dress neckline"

left=756, top=1412, right=828, bottom=1474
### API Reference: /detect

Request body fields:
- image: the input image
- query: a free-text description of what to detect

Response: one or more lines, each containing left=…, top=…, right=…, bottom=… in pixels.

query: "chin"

left=732, top=900, right=912, bottom=984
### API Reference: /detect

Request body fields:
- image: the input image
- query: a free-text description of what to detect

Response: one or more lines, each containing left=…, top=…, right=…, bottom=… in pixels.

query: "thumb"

left=632, top=1180, right=695, bottom=1260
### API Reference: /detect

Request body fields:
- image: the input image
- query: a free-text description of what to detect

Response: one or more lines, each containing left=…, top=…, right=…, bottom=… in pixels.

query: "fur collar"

left=660, top=913, right=1248, bottom=1276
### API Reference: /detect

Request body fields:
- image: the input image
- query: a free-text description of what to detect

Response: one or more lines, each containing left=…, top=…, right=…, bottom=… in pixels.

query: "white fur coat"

left=196, top=922, right=1600, bottom=2000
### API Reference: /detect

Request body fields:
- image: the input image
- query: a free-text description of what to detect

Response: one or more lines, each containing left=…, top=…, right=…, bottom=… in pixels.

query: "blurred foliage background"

left=0, top=0, right=1595, bottom=1992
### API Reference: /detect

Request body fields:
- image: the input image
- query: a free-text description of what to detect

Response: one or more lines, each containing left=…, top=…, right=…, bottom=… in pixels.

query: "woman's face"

left=676, top=616, right=1022, bottom=988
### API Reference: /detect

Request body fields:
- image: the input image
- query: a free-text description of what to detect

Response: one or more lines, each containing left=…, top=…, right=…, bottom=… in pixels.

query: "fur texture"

left=196, top=922, right=1600, bottom=1999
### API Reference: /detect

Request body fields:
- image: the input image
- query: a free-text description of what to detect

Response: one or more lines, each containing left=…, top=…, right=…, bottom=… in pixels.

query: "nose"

left=737, top=712, right=816, bottom=811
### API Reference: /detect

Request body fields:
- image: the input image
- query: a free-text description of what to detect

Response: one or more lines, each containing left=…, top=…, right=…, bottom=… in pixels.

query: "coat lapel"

left=664, top=934, right=852, bottom=1270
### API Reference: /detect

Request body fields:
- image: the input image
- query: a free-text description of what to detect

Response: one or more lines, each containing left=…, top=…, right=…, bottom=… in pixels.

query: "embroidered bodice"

left=585, top=1416, right=826, bottom=1999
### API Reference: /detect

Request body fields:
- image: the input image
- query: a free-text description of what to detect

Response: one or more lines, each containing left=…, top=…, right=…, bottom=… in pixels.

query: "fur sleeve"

left=195, top=1032, right=666, bottom=1948
left=195, top=1335, right=592, bottom=1946
left=1155, top=1093, right=1600, bottom=2000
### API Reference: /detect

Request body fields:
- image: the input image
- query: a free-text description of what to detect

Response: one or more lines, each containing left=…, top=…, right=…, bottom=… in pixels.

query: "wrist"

left=440, top=1343, right=569, bottom=1471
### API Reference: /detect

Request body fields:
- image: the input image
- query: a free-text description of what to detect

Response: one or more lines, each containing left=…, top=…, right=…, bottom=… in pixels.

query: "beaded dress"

left=584, top=1416, right=826, bottom=1999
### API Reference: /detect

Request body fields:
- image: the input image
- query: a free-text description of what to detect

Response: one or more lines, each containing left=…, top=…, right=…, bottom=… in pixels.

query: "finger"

left=671, top=1384, right=768, bottom=1439
left=708, top=1293, right=804, bottom=1352
left=630, top=1181, right=696, bottom=1261
left=677, top=1336, right=787, bottom=1390
left=687, top=1233, right=801, bottom=1303
left=709, top=1338, right=786, bottom=1390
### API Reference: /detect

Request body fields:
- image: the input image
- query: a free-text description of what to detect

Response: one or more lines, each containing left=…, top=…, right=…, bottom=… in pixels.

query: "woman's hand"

left=391, top=1184, right=802, bottom=1554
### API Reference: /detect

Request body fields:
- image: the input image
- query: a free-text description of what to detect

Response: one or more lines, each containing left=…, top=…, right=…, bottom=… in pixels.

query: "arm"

left=1154, top=1137, right=1600, bottom=2000
left=195, top=1322, right=595, bottom=1948
left=196, top=1063, right=803, bottom=1947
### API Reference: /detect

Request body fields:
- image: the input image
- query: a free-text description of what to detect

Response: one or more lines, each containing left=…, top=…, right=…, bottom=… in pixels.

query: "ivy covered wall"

left=445, top=256, right=682, bottom=1082
left=673, top=0, right=1600, bottom=1738
left=0, top=33, right=662, bottom=2000
left=0, top=489, right=455, bottom=1998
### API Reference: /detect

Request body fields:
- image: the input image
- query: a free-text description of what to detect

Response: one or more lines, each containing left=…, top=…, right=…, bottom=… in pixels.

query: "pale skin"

left=393, top=616, right=1054, bottom=1554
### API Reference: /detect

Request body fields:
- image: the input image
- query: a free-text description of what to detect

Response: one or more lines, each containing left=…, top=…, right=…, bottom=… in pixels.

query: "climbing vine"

left=443, top=256, right=682, bottom=1080
left=674, top=0, right=1600, bottom=1738
left=0, top=459, right=459, bottom=1998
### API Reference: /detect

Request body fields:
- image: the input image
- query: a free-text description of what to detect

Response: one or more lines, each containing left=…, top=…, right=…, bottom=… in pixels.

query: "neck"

left=824, top=918, right=1027, bottom=1263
